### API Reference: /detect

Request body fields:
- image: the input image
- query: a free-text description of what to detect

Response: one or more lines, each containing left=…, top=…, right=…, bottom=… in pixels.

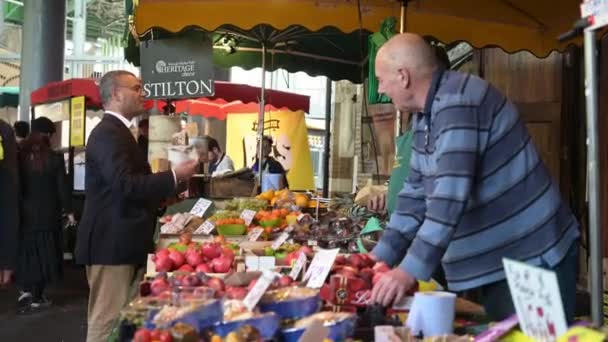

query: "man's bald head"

left=377, top=33, right=439, bottom=80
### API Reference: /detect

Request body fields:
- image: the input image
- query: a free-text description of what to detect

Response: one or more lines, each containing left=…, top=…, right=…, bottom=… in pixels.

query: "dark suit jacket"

left=75, top=114, right=175, bottom=265
left=0, top=119, right=19, bottom=270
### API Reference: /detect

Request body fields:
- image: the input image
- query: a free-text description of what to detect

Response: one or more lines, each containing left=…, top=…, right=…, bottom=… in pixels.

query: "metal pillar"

left=18, top=0, right=66, bottom=121
left=73, top=0, right=87, bottom=78
left=584, top=28, right=603, bottom=327
left=322, top=77, right=332, bottom=197
left=256, top=43, right=267, bottom=187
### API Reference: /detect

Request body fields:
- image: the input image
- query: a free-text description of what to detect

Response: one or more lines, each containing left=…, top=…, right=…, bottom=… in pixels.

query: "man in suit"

left=0, top=119, right=19, bottom=287
left=75, top=70, right=198, bottom=342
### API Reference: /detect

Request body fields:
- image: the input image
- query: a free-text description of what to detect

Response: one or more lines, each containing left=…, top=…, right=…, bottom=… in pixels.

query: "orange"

left=295, top=194, right=309, bottom=208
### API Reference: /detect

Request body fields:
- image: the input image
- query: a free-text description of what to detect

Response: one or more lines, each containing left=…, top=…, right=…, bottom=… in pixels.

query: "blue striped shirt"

left=371, top=70, right=580, bottom=291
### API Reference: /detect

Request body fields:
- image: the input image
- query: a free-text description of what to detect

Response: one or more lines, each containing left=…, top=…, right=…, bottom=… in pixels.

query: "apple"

left=183, top=274, right=201, bottom=287
left=168, top=250, right=186, bottom=268
left=373, top=262, right=390, bottom=273
left=178, top=264, right=194, bottom=273
left=158, top=330, right=173, bottom=342
left=221, top=247, right=235, bottom=261
left=278, top=275, right=293, bottom=287
left=207, top=278, right=225, bottom=293
left=201, top=242, right=222, bottom=259
left=335, top=255, right=347, bottom=265
left=186, top=252, right=204, bottom=267
left=347, top=254, right=364, bottom=269
left=156, top=248, right=171, bottom=259
left=195, top=263, right=213, bottom=273
left=150, top=329, right=162, bottom=340
left=150, top=277, right=170, bottom=295
left=134, top=328, right=152, bottom=342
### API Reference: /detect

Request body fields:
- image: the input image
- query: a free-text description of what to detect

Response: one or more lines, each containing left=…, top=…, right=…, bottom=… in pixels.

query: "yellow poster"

left=70, top=96, right=85, bottom=147
left=226, top=110, right=315, bottom=190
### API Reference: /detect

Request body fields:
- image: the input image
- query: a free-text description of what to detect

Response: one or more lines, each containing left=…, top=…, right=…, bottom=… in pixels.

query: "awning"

left=30, top=78, right=101, bottom=108
left=134, top=0, right=583, bottom=58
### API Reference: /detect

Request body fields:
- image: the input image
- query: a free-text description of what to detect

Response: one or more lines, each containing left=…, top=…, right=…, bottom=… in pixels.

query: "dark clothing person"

left=0, top=119, right=19, bottom=283
left=16, top=117, right=72, bottom=312
left=13, top=121, right=30, bottom=143
left=137, top=134, right=148, bottom=159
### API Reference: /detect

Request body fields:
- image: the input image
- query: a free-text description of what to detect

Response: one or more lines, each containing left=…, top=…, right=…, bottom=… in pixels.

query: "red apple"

left=159, top=330, right=173, bottom=342
left=207, top=278, right=225, bottom=293
left=156, top=248, right=170, bottom=259
left=201, top=242, right=222, bottom=259
left=278, top=275, right=293, bottom=287
left=335, top=255, right=347, bottom=265
left=195, top=263, right=213, bottom=273
left=183, top=274, right=201, bottom=287
left=150, top=329, right=162, bottom=340
left=221, top=247, right=235, bottom=261
left=168, top=250, right=186, bottom=268
left=178, top=264, right=194, bottom=273
left=347, top=254, right=364, bottom=269
left=150, top=277, right=170, bottom=295
left=134, top=328, right=152, bottom=342
left=373, top=262, right=390, bottom=273
left=186, top=252, right=204, bottom=267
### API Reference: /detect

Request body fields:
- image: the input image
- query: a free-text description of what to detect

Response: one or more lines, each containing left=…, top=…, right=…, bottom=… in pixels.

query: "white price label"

left=285, top=225, right=295, bottom=233
left=307, top=240, right=318, bottom=247
left=289, top=252, right=307, bottom=279
left=271, top=232, right=290, bottom=250
left=190, top=198, right=213, bottom=217
left=240, top=209, right=257, bottom=225
left=304, top=248, right=340, bottom=288
left=247, top=227, right=264, bottom=242
left=297, top=213, right=306, bottom=222
left=196, top=221, right=215, bottom=235
left=243, top=270, right=278, bottom=311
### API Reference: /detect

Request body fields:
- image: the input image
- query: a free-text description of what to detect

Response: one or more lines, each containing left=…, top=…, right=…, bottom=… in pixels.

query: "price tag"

left=271, top=231, right=290, bottom=250
left=247, top=227, right=264, bottom=242
left=190, top=198, right=213, bottom=217
left=297, top=213, right=306, bottom=222
left=243, top=270, right=278, bottom=311
left=289, top=252, right=307, bottom=279
left=304, top=248, right=340, bottom=288
left=195, top=221, right=215, bottom=235
left=240, top=209, right=257, bottom=225
left=285, top=225, right=295, bottom=233
left=307, top=240, right=318, bottom=247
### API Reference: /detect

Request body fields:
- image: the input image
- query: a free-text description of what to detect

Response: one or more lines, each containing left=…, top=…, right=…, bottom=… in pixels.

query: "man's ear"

left=398, top=68, right=410, bottom=89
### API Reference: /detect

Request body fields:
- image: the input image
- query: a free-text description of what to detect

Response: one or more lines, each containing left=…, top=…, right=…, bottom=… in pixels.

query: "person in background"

left=369, top=33, right=579, bottom=323
left=0, top=119, right=19, bottom=289
left=137, top=118, right=149, bottom=158
left=75, top=70, right=198, bottom=342
left=251, top=135, right=288, bottom=189
left=207, top=137, right=234, bottom=177
left=15, top=116, right=76, bottom=314
left=13, top=121, right=30, bottom=144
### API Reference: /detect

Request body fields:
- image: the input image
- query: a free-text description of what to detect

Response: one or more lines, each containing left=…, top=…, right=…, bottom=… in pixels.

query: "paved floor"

left=0, top=262, right=89, bottom=342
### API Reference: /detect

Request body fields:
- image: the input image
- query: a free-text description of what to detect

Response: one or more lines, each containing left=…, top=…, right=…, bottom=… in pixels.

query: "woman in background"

left=16, top=117, right=75, bottom=313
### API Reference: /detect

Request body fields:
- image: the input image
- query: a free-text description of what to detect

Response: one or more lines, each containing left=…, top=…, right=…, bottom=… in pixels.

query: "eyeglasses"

left=116, top=84, right=142, bottom=93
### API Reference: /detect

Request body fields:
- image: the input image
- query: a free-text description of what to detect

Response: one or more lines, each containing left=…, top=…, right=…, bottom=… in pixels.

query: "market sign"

left=70, top=96, right=85, bottom=147
left=140, top=35, right=214, bottom=100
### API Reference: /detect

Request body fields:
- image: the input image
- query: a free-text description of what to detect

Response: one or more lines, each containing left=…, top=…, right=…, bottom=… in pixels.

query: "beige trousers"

left=85, top=265, right=143, bottom=342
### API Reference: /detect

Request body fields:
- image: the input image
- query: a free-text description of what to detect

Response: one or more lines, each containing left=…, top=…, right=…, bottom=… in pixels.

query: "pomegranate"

left=150, top=329, right=162, bottom=340
left=168, top=250, right=186, bottom=268
left=154, top=256, right=174, bottom=272
left=183, top=274, right=201, bottom=287
left=335, top=255, right=347, bottom=265
left=195, top=263, right=213, bottom=273
left=178, top=264, right=194, bottom=273
left=186, top=252, right=204, bottom=267
left=158, top=330, right=173, bottom=342
left=221, top=247, right=235, bottom=261
left=201, top=242, right=222, bottom=259
left=210, top=255, right=232, bottom=273
left=155, top=248, right=170, bottom=259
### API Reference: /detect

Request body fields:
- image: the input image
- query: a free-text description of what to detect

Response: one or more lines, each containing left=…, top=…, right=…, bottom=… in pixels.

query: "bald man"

left=369, top=33, right=579, bottom=322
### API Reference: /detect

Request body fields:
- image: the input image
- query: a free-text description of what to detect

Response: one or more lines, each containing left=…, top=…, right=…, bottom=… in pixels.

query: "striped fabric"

left=372, top=70, right=579, bottom=291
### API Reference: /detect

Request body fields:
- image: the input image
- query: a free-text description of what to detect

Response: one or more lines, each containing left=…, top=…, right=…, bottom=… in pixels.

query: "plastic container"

left=217, top=224, right=247, bottom=236
left=281, top=312, right=357, bottom=342
left=258, top=287, right=321, bottom=320
left=214, top=312, right=281, bottom=340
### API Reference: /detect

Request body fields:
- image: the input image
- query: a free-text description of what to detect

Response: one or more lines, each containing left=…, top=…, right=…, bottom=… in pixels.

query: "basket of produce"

left=214, top=300, right=281, bottom=340
left=258, top=287, right=321, bottom=320
left=210, top=211, right=247, bottom=236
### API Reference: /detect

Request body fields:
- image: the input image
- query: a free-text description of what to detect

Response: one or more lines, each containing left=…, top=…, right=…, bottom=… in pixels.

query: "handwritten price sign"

left=304, top=248, right=340, bottom=288
left=240, top=209, right=256, bottom=225
left=289, top=252, right=307, bottom=280
left=194, top=220, right=215, bottom=235
left=247, top=227, right=264, bottom=242
left=190, top=198, right=213, bottom=217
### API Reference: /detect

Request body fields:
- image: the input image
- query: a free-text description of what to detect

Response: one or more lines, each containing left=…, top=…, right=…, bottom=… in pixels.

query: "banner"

left=140, top=34, right=214, bottom=99
left=226, top=111, right=315, bottom=190
left=70, top=96, right=86, bottom=147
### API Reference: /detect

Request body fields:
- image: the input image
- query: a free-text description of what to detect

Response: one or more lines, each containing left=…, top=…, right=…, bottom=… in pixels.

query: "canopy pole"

left=396, top=0, right=408, bottom=137
left=584, top=28, right=603, bottom=327
left=322, top=77, right=332, bottom=197
left=257, top=43, right=267, bottom=190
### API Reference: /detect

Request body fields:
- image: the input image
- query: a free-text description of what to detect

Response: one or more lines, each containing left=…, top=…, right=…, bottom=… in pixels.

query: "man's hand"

left=371, top=267, right=416, bottom=307
left=367, top=193, right=387, bottom=214
left=173, top=159, right=198, bottom=182
left=0, top=269, right=13, bottom=287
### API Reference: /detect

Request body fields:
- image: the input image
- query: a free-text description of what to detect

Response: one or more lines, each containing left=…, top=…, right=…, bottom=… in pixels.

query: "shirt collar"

left=422, top=68, right=445, bottom=115
left=105, top=111, right=135, bottom=129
